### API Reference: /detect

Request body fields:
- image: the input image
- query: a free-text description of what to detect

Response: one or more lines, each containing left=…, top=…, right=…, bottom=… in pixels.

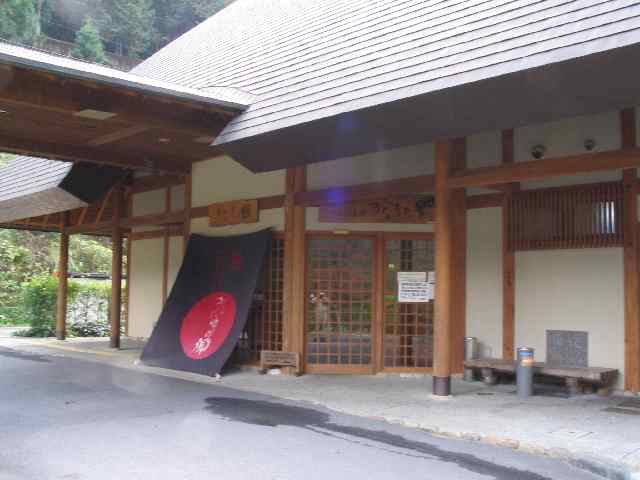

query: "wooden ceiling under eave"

left=0, top=64, right=237, bottom=175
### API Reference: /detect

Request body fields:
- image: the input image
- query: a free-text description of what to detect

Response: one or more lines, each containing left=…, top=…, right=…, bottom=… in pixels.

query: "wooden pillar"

left=621, top=108, right=639, bottom=392
left=283, top=166, right=306, bottom=369
left=434, top=140, right=454, bottom=395
left=162, top=186, right=171, bottom=302
left=110, top=185, right=124, bottom=349
left=450, top=138, right=467, bottom=374
left=55, top=211, right=70, bottom=341
left=183, top=168, right=192, bottom=257
left=502, top=129, right=517, bottom=360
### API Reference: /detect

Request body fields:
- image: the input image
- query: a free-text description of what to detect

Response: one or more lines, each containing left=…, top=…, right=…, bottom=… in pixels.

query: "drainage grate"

left=604, top=398, right=640, bottom=415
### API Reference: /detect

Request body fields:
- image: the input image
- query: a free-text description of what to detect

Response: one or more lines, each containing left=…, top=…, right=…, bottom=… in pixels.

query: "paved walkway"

left=2, top=336, right=639, bottom=479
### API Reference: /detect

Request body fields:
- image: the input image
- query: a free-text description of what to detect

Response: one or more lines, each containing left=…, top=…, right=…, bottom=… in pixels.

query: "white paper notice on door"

left=397, top=272, right=430, bottom=303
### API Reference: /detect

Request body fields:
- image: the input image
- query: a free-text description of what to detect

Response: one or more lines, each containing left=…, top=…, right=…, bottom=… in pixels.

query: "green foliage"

left=0, top=0, right=41, bottom=45
left=22, top=275, right=80, bottom=331
left=69, top=235, right=112, bottom=274
left=69, top=319, right=111, bottom=337
left=152, top=0, right=227, bottom=50
left=72, top=17, right=107, bottom=63
left=98, top=0, right=155, bottom=58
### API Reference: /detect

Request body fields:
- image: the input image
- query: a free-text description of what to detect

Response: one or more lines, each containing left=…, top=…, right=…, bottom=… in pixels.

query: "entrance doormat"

left=141, top=230, right=271, bottom=376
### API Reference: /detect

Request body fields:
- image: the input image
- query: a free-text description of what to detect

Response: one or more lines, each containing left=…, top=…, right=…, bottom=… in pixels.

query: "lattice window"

left=237, top=236, right=284, bottom=363
left=383, top=239, right=434, bottom=369
left=306, top=237, right=374, bottom=367
left=509, top=183, right=624, bottom=251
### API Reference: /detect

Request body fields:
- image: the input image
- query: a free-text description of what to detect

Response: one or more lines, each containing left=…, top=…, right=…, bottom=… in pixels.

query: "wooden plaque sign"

left=319, top=195, right=433, bottom=224
left=208, top=199, right=259, bottom=227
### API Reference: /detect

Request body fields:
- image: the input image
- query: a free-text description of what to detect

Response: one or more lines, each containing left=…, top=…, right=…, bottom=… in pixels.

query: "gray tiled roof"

left=133, top=0, right=640, bottom=146
left=0, top=41, right=251, bottom=110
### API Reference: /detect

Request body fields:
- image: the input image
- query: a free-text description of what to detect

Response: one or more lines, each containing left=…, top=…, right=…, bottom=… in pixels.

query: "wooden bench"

left=259, top=351, right=301, bottom=376
left=463, top=358, right=618, bottom=396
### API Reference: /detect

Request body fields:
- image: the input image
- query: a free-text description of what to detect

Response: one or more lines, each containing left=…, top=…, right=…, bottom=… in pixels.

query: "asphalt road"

left=0, top=346, right=603, bottom=480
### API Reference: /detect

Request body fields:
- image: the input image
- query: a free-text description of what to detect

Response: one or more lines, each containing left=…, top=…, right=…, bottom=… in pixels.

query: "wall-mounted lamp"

left=584, top=139, right=596, bottom=151
left=531, top=144, right=546, bottom=160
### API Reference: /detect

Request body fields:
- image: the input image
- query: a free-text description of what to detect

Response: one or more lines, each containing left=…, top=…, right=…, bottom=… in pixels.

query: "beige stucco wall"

left=167, top=236, right=183, bottom=295
left=515, top=248, right=625, bottom=387
left=466, top=207, right=503, bottom=360
left=128, top=238, right=164, bottom=338
left=191, top=155, right=285, bottom=207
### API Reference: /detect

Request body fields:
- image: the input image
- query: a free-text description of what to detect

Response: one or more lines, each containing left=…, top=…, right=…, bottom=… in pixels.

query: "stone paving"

left=3, top=335, right=640, bottom=479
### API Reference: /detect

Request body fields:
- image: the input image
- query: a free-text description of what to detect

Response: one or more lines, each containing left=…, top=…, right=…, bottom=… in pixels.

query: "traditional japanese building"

left=2, top=1, right=640, bottom=395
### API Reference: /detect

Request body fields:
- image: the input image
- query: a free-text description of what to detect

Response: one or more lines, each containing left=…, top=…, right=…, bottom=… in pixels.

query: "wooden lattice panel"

left=306, top=236, right=374, bottom=369
left=237, top=236, right=285, bottom=362
left=509, top=182, right=624, bottom=251
left=383, top=238, right=434, bottom=369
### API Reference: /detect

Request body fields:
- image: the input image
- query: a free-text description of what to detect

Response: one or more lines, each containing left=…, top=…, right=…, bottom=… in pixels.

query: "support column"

left=621, top=108, right=639, bottom=392
left=450, top=138, right=467, bottom=374
left=110, top=185, right=123, bottom=349
left=434, top=140, right=454, bottom=396
left=283, top=167, right=306, bottom=369
left=502, top=129, right=517, bottom=360
left=183, top=168, right=192, bottom=257
left=56, top=211, right=70, bottom=341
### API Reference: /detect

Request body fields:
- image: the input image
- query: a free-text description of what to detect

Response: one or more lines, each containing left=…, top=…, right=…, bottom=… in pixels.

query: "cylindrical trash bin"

left=516, top=347, right=535, bottom=398
left=463, top=337, right=478, bottom=382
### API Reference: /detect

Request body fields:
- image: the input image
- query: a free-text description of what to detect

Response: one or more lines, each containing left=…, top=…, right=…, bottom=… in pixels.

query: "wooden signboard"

left=209, top=199, right=259, bottom=227
left=319, top=195, right=433, bottom=224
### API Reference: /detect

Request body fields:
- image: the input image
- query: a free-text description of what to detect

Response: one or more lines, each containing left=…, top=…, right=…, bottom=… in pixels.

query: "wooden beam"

left=466, top=193, right=504, bottom=209
left=502, top=129, right=516, bottom=361
left=283, top=167, right=307, bottom=373
left=433, top=140, right=454, bottom=396
left=0, top=66, right=230, bottom=136
left=86, top=125, right=150, bottom=147
left=296, top=175, right=435, bottom=207
left=0, top=134, right=189, bottom=174
left=110, top=185, right=124, bottom=349
left=450, top=138, right=466, bottom=375
left=130, top=174, right=184, bottom=194
left=449, top=147, right=640, bottom=189
left=130, top=225, right=184, bottom=241
left=56, top=212, right=70, bottom=341
left=621, top=108, right=640, bottom=392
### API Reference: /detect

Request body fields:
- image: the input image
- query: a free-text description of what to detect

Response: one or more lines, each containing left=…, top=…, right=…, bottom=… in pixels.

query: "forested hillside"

left=1, top=0, right=234, bottom=64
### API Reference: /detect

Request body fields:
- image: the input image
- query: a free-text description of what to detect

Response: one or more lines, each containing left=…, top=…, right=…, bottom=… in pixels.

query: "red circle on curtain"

left=180, top=292, right=237, bottom=360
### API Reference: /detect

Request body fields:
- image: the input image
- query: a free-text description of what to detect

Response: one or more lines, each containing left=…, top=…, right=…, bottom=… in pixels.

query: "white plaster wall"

left=191, top=156, right=285, bottom=208
left=466, top=207, right=503, bottom=359
left=515, top=248, right=625, bottom=387
left=307, top=142, right=434, bottom=190
left=171, top=184, right=185, bottom=212
left=132, top=189, right=165, bottom=216
left=128, top=238, right=164, bottom=339
left=514, top=110, right=622, bottom=189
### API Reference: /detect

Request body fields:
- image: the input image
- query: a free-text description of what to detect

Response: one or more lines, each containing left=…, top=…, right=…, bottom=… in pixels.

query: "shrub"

left=13, top=325, right=56, bottom=337
left=69, top=319, right=111, bottom=337
left=20, top=275, right=80, bottom=337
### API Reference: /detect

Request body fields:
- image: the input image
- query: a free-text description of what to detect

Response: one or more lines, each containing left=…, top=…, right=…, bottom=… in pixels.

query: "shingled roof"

left=135, top=0, right=640, bottom=159
left=0, top=156, right=124, bottom=223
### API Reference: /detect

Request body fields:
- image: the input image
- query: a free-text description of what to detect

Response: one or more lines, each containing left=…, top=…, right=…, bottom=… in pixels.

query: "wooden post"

left=283, top=167, right=306, bottom=371
left=450, top=138, right=466, bottom=374
left=502, top=129, right=517, bottom=360
left=110, top=185, right=123, bottom=349
left=183, top=168, right=192, bottom=257
left=434, top=140, right=454, bottom=395
left=621, top=108, right=639, bottom=392
left=55, top=211, right=70, bottom=341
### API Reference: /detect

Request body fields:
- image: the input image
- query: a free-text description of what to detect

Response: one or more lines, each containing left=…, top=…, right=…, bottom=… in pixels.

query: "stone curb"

left=6, top=341, right=637, bottom=479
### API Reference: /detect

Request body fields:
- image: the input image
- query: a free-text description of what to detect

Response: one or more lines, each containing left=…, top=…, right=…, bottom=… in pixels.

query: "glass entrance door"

left=306, top=235, right=375, bottom=373
left=382, top=235, right=434, bottom=371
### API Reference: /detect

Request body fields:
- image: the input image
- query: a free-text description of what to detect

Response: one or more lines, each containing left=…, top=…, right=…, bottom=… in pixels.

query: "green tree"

left=99, top=0, right=155, bottom=58
left=71, top=17, right=107, bottom=64
left=0, top=0, right=41, bottom=45
left=0, top=153, right=16, bottom=169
